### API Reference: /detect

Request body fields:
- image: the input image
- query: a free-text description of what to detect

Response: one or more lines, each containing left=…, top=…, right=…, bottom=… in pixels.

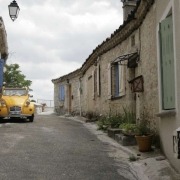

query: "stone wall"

left=53, top=69, right=81, bottom=115
left=52, top=0, right=180, bottom=173
left=135, top=2, right=159, bottom=129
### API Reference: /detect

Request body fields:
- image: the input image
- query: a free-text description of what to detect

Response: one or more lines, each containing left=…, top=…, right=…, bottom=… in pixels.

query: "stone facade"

left=0, top=17, right=8, bottom=57
left=0, top=17, right=8, bottom=89
left=52, top=69, right=81, bottom=115
left=52, top=0, right=180, bottom=172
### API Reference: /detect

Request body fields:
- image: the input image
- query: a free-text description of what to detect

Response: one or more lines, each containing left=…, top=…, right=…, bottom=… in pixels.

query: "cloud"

left=1, top=0, right=123, bottom=103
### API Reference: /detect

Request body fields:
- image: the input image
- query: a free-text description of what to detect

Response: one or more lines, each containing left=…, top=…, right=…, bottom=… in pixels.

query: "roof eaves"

left=51, top=68, right=81, bottom=84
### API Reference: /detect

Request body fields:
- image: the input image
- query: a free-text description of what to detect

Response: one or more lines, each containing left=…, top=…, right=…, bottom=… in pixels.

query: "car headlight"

left=0, top=99, right=6, bottom=107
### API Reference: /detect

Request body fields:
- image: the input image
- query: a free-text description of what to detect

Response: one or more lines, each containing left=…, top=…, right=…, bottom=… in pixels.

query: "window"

left=59, top=85, right=65, bottom=101
left=159, top=14, right=175, bottom=110
left=108, top=62, right=125, bottom=99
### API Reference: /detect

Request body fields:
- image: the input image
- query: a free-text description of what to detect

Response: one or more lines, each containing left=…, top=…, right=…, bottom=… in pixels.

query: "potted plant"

left=135, top=111, right=154, bottom=152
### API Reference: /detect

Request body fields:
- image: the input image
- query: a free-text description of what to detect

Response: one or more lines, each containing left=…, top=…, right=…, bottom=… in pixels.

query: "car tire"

left=29, top=114, right=34, bottom=122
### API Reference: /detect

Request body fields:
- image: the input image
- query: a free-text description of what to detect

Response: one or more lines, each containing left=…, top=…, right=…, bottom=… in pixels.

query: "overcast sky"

left=0, top=0, right=123, bottom=105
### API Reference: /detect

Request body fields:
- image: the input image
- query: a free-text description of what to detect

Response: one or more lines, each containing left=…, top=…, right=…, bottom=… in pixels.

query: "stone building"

left=52, top=68, right=81, bottom=115
left=52, top=0, right=180, bottom=172
left=0, top=17, right=8, bottom=90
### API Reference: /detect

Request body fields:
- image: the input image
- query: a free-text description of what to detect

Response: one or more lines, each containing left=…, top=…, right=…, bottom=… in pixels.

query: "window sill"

left=156, top=110, right=176, bottom=118
left=111, top=94, right=125, bottom=100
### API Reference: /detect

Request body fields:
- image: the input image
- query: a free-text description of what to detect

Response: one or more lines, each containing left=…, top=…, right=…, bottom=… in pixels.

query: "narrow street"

left=0, top=113, right=133, bottom=180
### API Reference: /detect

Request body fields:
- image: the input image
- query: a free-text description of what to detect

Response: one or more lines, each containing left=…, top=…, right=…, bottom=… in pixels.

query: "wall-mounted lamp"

left=8, top=0, right=20, bottom=21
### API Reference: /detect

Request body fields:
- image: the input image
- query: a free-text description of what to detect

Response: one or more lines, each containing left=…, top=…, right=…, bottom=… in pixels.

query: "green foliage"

left=96, top=107, right=135, bottom=131
left=107, top=114, right=124, bottom=128
left=122, top=107, right=136, bottom=124
left=97, top=116, right=110, bottom=131
left=119, top=123, right=137, bottom=135
left=96, top=113, right=124, bottom=131
left=4, top=63, right=32, bottom=88
left=135, top=110, right=153, bottom=136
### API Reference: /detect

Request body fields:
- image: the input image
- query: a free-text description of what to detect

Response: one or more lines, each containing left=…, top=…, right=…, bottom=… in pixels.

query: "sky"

left=0, top=0, right=123, bottom=106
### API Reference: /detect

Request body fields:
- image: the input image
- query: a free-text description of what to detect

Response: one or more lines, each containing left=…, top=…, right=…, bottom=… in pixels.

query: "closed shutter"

left=160, top=15, right=175, bottom=109
left=108, top=63, right=112, bottom=99
left=115, top=64, right=119, bottom=97
left=92, top=70, right=95, bottom=99
left=97, top=64, right=100, bottom=96
left=119, top=63, right=125, bottom=96
left=0, top=59, right=4, bottom=89
left=59, top=85, right=65, bottom=101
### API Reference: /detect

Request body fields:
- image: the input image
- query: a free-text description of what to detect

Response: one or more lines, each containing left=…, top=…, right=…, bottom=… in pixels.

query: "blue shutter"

left=0, top=59, right=4, bottom=89
left=59, top=85, right=65, bottom=101
left=160, top=15, right=175, bottom=109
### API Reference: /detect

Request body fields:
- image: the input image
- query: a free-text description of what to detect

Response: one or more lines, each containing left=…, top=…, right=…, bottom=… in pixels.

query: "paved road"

left=0, top=114, right=129, bottom=180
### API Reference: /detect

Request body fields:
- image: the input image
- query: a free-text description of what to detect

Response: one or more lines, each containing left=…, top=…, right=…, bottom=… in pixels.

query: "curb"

left=61, top=115, right=180, bottom=180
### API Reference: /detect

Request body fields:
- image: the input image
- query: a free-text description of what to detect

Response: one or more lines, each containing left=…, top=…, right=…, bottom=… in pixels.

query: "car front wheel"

left=28, top=114, right=34, bottom=122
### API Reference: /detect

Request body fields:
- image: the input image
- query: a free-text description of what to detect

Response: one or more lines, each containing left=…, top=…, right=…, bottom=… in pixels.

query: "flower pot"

left=135, top=134, right=153, bottom=152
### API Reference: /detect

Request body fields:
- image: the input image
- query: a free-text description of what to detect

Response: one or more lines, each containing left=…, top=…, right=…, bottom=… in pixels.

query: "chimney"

left=121, top=0, right=139, bottom=21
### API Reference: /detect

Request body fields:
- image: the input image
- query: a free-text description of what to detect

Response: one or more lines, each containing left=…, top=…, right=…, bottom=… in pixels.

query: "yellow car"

left=0, top=87, right=35, bottom=122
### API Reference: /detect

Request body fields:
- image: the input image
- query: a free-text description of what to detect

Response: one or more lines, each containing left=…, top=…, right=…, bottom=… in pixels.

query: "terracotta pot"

left=135, top=134, right=153, bottom=152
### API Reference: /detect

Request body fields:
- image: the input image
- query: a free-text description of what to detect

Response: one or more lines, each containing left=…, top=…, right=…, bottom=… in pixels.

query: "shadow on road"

left=0, top=118, right=31, bottom=124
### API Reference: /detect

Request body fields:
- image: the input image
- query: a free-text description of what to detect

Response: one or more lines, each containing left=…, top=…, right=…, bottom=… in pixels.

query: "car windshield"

left=3, top=89, right=27, bottom=96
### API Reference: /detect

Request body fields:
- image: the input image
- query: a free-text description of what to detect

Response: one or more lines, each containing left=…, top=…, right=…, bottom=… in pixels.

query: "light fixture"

left=8, top=0, right=20, bottom=21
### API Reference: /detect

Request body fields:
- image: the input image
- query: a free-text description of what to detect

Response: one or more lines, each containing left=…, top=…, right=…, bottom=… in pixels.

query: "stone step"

left=115, top=133, right=137, bottom=146
left=107, top=128, right=122, bottom=139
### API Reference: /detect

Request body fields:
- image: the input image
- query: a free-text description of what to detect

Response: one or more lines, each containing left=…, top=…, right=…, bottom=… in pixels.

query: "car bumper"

left=0, top=114, right=33, bottom=118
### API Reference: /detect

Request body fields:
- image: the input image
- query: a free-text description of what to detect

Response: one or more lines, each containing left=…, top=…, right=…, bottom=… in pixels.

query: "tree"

left=4, top=63, right=32, bottom=88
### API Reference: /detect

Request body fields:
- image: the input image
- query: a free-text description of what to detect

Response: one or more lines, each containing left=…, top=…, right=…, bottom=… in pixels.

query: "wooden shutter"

left=160, top=15, right=175, bottom=109
left=115, top=64, right=119, bottom=97
left=59, top=85, right=65, bottom=101
left=92, top=70, right=95, bottom=99
left=97, top=64, right=100, bottom=96
left=59, top=85, right=61, bottom=100
left=108, top=63, right=112, bottom=99
left=0, top=59, right=4, bottom=88
left=119, top=63, right=125, bottom=96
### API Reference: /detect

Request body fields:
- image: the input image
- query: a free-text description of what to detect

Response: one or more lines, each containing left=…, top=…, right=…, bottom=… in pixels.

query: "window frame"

left=157, top=2, right=177, bottom=113
left=108, top=62, right=125, bottom=100
left=59, top=85, right=65, bottom=101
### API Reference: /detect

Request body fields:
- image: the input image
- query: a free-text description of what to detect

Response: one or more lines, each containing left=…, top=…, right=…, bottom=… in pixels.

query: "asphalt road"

left=0, top=113, right=130, bottom=180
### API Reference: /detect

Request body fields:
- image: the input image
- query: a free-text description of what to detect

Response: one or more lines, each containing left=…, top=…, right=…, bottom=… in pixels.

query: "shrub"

left=96, top=116, right=110, bottom=131
left=122, top=107, right=136, bottom=124
left=108, top=114, right=124, bottom=128
left=96, top=107, right=136, bottom=131
left=119, top=123, right=137, bottom=135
